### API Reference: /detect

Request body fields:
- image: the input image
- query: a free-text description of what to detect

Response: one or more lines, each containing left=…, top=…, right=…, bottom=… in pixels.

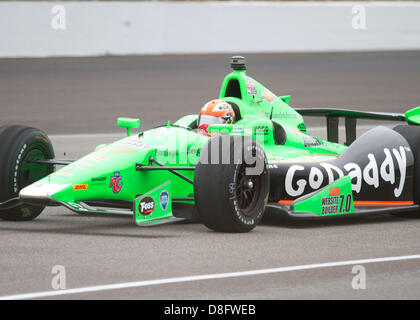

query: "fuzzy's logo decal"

left=138, top=196, right=155, bottom=216
left=109, top=172, right=123, bottom=194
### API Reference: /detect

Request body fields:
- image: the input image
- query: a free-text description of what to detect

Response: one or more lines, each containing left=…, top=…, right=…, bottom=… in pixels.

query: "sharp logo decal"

left=109, top=172, right=123, bottom=194
left=160, top=190, right=169, bottom=212
left=285, top=147, right=407, bottom=198
left=139, top=196, right=155, bottom=216
left=91, top=176, right=106, bottom=184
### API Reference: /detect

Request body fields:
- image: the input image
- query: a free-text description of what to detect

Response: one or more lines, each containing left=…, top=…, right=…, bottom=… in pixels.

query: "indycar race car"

left=1, top=56, right=420, bottom=232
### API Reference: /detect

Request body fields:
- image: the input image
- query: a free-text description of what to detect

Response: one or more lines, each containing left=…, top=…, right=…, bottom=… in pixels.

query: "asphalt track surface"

left=0, top=52, right=420, bottom=300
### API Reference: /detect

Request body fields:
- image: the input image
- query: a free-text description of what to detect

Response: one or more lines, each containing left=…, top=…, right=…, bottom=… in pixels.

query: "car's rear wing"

left=294, top=106, right=420, bottom=145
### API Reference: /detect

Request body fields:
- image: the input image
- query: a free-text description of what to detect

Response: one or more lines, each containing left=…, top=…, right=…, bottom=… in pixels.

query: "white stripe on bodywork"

left=19, top=183, right=70, bottom=199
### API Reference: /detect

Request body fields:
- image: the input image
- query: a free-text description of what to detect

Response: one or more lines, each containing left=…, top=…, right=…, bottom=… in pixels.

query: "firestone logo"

left=109, top=172, right=123, bottom=194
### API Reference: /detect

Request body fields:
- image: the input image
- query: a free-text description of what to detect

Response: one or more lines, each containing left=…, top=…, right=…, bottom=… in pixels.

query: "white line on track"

left=1, top=254, right=419, bottom=300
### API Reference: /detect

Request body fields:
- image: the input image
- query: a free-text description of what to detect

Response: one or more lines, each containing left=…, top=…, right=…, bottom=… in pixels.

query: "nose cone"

left=19, top=183, right=70, bottom=204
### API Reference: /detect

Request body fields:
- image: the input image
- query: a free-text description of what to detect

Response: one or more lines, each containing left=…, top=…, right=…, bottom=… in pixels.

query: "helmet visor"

left=198, top=115, right=226, bottom=127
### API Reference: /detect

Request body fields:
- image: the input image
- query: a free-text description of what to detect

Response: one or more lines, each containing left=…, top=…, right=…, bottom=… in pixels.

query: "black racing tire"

left=0, top=125, right=55, bottom=221
left=194, top=135, right=269, bottom=232
left=392, top=124, right=420, bottom=218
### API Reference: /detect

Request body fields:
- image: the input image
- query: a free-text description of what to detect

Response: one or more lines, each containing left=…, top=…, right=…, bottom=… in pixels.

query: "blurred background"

left=0, top=1, right=419, bottom=135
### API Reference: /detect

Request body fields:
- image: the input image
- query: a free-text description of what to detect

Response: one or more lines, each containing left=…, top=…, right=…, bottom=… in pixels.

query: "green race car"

left=1, top=56, right=420, bottom=232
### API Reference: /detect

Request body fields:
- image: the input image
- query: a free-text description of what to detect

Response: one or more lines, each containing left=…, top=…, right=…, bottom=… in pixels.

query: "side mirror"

left=117, top=117, right=140, bottom=136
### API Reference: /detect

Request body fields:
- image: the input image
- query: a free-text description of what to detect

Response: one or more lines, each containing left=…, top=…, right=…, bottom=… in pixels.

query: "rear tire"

left=0, top=125, right=55, bottom=221
left=194, top=135, right=269, bottom=232
left=392, top=125, right=420, bottom=218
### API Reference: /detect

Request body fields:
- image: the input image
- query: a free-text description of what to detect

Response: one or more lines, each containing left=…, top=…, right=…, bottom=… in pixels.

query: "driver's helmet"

left=197, top=100, right=235, bottom=136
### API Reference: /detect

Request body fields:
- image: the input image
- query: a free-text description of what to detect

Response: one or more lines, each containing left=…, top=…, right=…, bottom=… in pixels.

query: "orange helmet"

left=198, top=100, right=236, bottom=129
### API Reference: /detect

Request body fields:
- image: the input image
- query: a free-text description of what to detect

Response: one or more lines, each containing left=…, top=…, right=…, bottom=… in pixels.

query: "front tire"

left=194, top=135, right=269, bottom=232
left=0, top=125, right=55, bottom=221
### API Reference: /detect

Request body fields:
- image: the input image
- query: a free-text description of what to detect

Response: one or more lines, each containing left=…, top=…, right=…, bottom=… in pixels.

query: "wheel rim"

left=235, top=163, right=263, bottom=216
left=19, top=148, right=51, bottom=190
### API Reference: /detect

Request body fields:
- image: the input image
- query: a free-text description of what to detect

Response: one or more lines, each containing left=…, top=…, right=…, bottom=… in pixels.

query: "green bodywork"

left=134, top=181, right=184, bottom=226
left=406, top=106, right=420, bottom=125
left=23, top=67, right=418, bottom=221
left=292, top=176, right=355, bottom=216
